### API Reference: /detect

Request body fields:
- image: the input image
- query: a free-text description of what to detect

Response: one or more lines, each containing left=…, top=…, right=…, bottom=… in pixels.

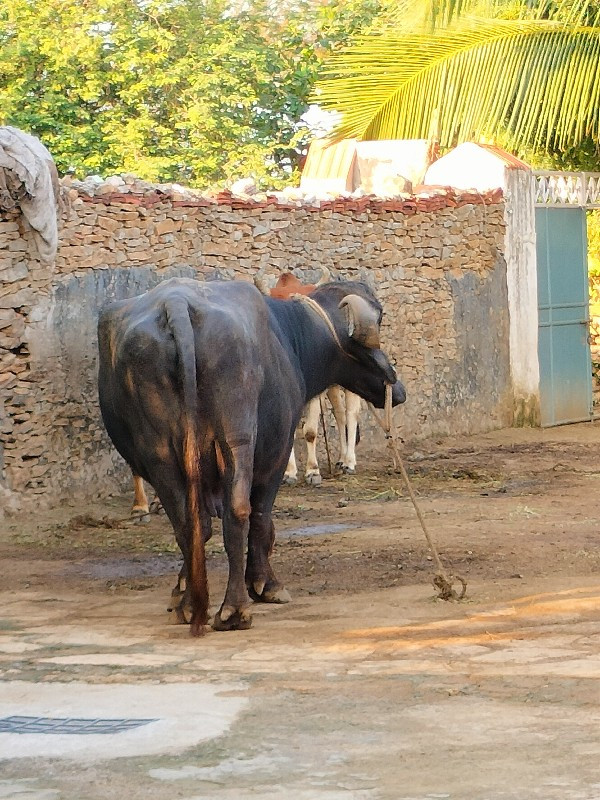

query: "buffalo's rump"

left=98, top=278, right=299, bottom=500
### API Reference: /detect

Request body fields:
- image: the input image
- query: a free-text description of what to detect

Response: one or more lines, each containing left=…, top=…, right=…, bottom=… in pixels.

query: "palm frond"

left=314, top=17, right=600, bottom=152
left=381, top=0, right=600, bottom=30
left=380, top=0, right=482, bottom=31
left=538, top=0, right=600, bottom=27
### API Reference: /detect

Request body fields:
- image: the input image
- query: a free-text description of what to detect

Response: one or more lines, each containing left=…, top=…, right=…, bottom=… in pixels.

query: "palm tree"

left=313, top=0, right=600, bottom=158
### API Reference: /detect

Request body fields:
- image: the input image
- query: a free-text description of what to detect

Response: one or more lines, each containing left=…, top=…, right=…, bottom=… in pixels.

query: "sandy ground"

left=0, top=422, right=599, bottom=799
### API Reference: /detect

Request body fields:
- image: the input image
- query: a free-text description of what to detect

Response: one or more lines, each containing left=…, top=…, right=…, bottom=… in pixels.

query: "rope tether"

left=292, top=292, right=466, bottom=601
left=319, top=394, right=333, bottom=476
left=369, top=385, right=467, bottom=602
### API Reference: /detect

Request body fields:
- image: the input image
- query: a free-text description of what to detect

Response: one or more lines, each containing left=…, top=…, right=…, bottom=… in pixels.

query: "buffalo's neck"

left=266, top=298, right=340, bottom=402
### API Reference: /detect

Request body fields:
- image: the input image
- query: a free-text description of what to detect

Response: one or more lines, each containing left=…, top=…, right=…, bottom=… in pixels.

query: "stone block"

left=0, top=221, right=19, bottom=234
left=7, top=239, right=27, bottom=252
left=0, top=261, right=28, bottom=283
left=0, top=289, right=33, bottom=309
left=155, top=219, right=176, bottom=235
left=96, top=216, right=120, bottom=232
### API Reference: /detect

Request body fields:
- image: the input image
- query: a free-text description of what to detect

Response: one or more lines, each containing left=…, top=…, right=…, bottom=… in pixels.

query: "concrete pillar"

left=503, top=168, right=541, bottom=425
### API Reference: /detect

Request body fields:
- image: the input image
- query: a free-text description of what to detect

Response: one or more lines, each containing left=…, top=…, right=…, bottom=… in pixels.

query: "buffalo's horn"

left=316, top=266, right=331, bottom=286
left=338, top=294, right=380, bottom=349
left=253, top=273, right=269, bottom=296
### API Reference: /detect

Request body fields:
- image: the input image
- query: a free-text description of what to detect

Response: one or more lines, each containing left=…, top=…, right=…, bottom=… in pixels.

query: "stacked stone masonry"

left=0, top=177, right=509, bottom=513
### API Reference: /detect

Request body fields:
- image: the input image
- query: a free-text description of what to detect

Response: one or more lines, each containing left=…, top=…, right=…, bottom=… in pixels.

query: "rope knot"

left=433, top=574, right=467, bottom=602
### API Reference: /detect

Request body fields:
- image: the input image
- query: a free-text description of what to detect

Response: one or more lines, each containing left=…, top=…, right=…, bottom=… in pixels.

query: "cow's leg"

left=341, top=391, right=361, bottom=474
left=149, top=496, right=165, bottom=515
left=282, top=445, right=298, bottom=485
left=213, top=442, right=254, bottom=632
left=132, top=472, right=164, bottom=518
left=303, top=395, right=322, bottom=486
left=131, top=473, right=149, bottom=517
left=327, top=386, right=348, bottom=470
left=246, top=486, right=291, bottom=605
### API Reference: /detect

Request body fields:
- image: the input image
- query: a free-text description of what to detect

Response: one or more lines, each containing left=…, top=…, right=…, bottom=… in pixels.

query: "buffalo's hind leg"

left=167, top=563, right=190, bottom=624
left=141, top=465, right=211, bottom=632
left=246, top=486, right=291, bottom=605
left=212, top=442, right=254, bottom=632
left=166, top=505, right=212, bottom=625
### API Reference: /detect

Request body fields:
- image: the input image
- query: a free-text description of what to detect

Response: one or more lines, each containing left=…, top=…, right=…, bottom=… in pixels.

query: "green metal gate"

left=535, top=172, right=597, bottom=426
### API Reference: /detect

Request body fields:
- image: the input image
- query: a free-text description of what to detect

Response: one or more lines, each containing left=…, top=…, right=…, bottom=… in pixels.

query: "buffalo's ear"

left=338, top=294, right=380, bottom=348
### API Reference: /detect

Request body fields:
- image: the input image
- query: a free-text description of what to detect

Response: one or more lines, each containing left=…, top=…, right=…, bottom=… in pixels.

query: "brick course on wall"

left=0, top=177, right=510, bottom=513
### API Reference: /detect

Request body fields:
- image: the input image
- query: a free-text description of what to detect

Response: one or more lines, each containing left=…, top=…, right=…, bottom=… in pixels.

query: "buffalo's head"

left=311, top=281, right=407, bottom=409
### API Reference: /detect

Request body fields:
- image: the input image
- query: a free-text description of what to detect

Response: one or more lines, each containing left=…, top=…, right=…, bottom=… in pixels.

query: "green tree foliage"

left=0, top=0, right=381, bottom=187
left=588, top=210, right=600, bottom=276
left=315, top=0, right=600, bottom=166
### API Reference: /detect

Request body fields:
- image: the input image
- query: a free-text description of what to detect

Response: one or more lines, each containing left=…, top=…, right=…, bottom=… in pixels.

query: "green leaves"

left=315, top=0, right=600, bottom=158
left=382, top=0, right=600, bottom=29
left=0, top=0, right=383, bottom=187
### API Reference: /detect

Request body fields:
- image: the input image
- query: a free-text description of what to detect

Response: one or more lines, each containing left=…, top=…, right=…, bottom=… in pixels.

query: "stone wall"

left=0, top=177, right=510, bottom=513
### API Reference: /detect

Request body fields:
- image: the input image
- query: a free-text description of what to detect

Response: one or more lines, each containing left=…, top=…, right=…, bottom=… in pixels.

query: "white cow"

left=283, top=386, right=362, bottom=486
left=253, top=268, right=364, bottom=487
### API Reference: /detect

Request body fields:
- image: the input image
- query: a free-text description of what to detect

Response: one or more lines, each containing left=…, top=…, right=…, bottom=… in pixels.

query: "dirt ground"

left=1, top=422, right=600, bottom=799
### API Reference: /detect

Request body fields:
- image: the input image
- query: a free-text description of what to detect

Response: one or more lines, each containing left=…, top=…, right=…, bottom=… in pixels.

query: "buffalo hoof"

left=305, top=472, right=322, bottom=487
left=212, top=606, right=253, bottom=631
left=341, top=466, right=356, bottom=475
left=263, top=586, right=291, bottom=604
left=167, top=587, right=191, bottom=624
left=172, top=606, right=189, bottom=625
left=249, top=581, right=292, bottom=604
left=281, top=474, right=298, bottom=486
left=167, top=599, right=190, bottom=625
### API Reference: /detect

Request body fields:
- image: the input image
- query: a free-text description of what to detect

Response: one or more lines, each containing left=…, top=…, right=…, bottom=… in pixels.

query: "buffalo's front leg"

left=246, top=506, right=291, bottom=605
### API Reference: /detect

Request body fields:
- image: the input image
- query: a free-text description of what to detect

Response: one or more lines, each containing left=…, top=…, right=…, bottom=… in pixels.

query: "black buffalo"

left=98, top=277, right=406, bottom=634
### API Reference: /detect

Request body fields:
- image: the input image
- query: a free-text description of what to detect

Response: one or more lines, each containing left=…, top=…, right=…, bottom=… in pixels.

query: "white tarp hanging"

left=0, top=126, right=60, bottom=262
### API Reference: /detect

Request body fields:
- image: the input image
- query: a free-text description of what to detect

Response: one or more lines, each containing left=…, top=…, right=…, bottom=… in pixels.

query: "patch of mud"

left=72, top=555, right=182, bottom=581
left=279, top=522, right=363, bottom=539
left=2, top=423, right=600, bottom=600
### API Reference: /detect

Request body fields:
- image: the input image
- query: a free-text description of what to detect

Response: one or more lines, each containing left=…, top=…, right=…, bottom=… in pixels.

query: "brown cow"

left=268, top=272, right=318, bottom=299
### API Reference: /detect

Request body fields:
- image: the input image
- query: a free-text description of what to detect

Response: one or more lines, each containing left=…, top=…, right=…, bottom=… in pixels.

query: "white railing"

left=534, top=171, right=600, bottom=208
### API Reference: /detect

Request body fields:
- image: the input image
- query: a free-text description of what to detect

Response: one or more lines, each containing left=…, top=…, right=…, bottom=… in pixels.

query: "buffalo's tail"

left=165, top=297, right=208, bottom=635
